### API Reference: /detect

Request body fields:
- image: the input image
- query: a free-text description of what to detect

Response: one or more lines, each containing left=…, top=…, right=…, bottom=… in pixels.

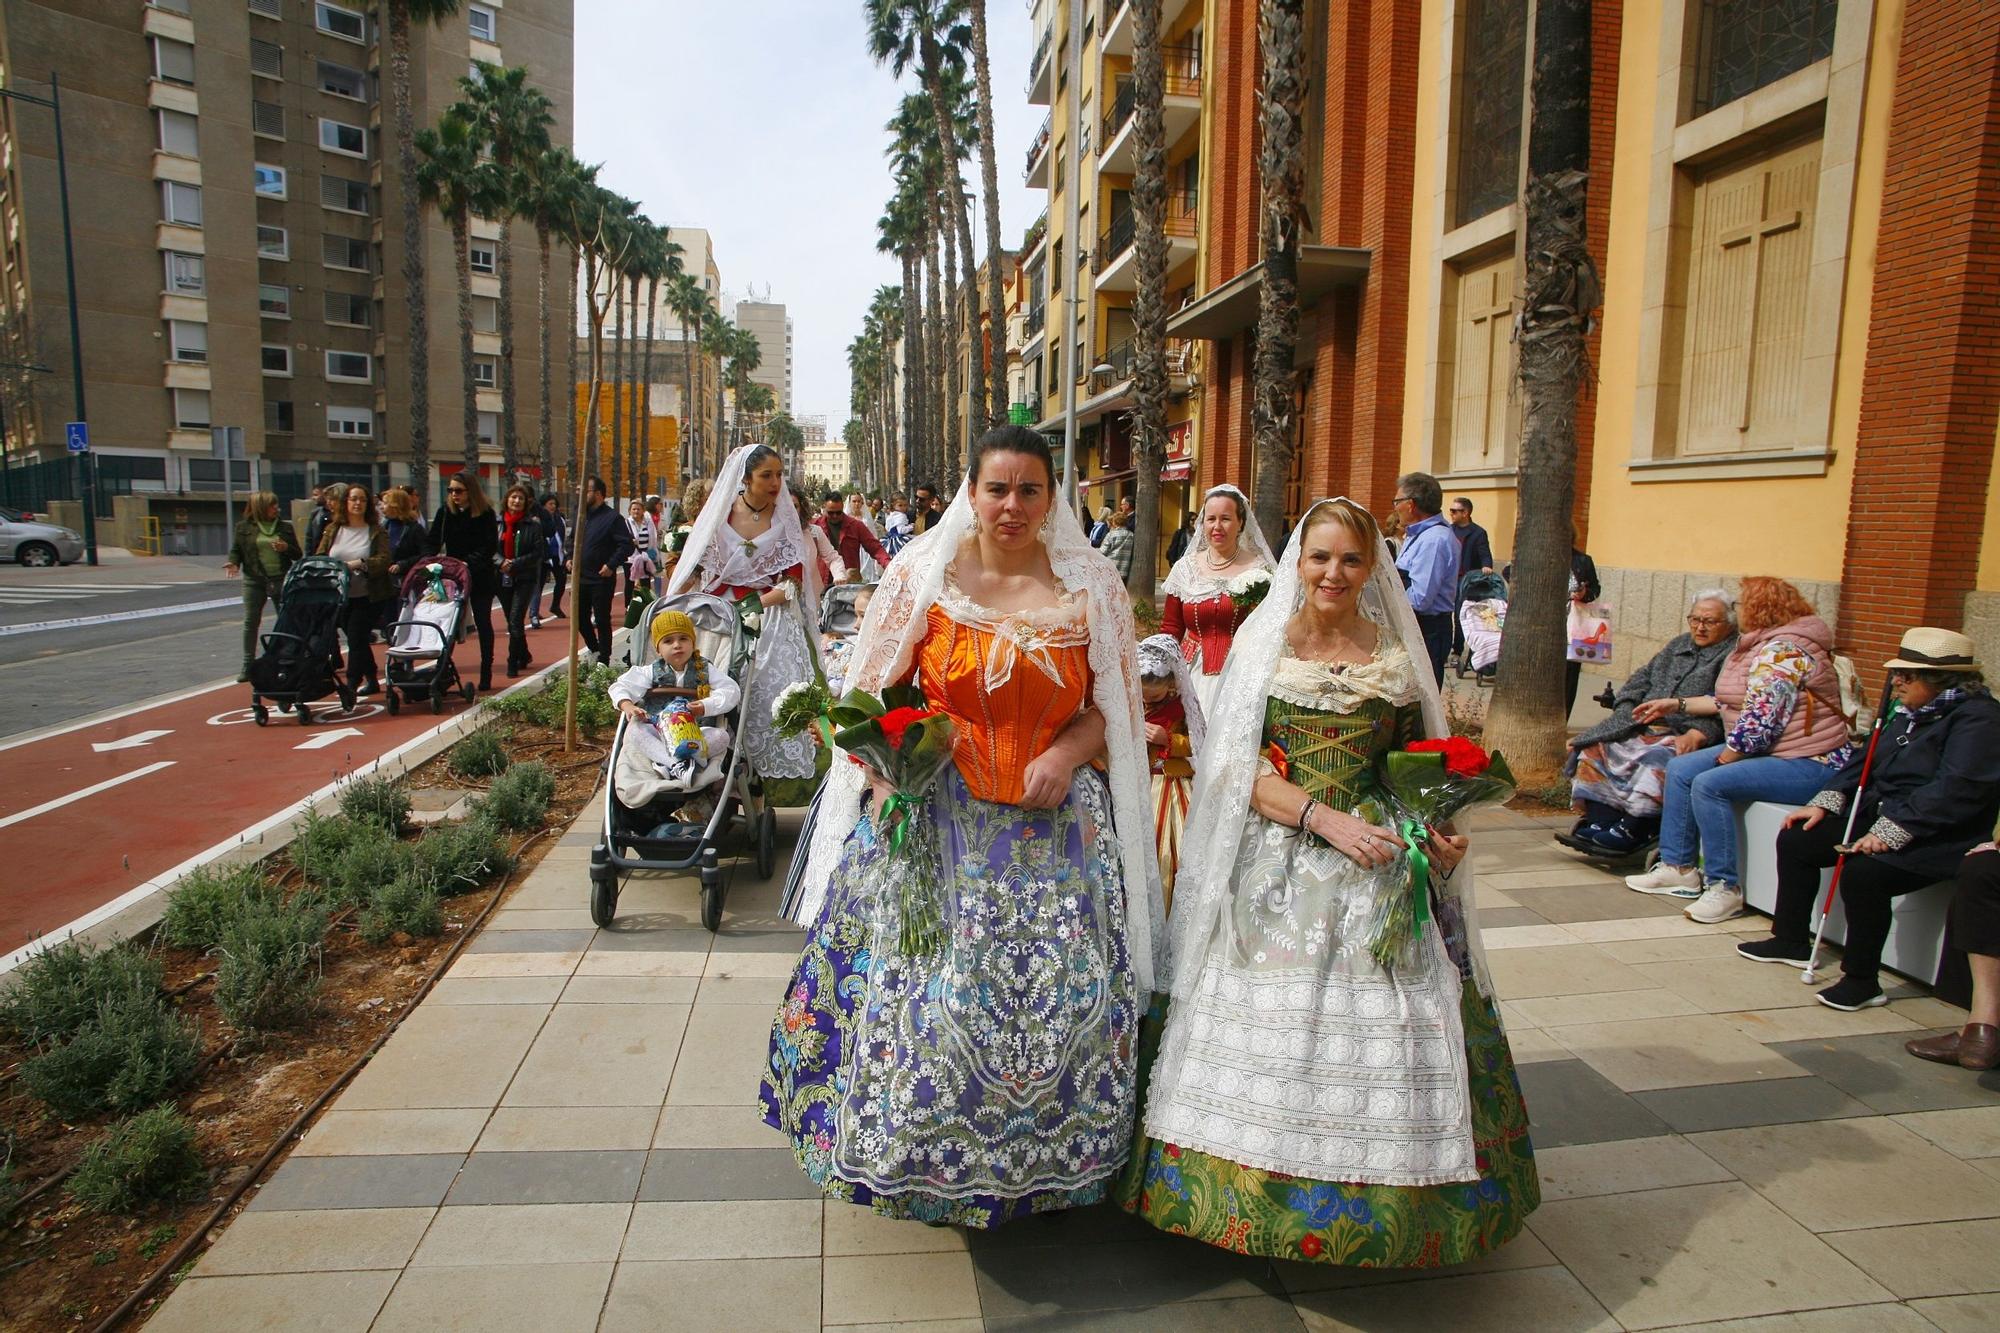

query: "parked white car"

left=0, top=505, right=85, bottom=566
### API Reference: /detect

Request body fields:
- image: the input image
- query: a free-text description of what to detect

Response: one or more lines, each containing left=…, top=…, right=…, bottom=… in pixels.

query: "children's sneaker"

left=1815, top=976, right=1887, bottom=1011
left=1737, top=937, right=1812, bottom=966
left=1684, top=882, right=1746, bottom=924
left=1625, top=863, right=1702, bottom=896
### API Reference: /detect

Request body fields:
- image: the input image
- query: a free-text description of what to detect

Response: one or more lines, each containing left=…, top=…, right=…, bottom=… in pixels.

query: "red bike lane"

left=0, top=615, right=588, bottom=959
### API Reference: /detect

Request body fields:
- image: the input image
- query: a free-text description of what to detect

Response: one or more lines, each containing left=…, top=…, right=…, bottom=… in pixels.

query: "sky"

left=574, top=1, right=1045, bottom=437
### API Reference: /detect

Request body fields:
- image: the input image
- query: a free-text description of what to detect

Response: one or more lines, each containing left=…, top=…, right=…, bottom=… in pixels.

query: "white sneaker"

left=1685, top=883, right=1746, bottom=924
left=1625, top=863, right=1702, bottom=896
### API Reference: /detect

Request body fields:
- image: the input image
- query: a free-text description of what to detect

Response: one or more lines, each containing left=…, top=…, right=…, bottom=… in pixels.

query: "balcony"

left=1027, top=25, right=1054, bottom=105
left=1025, top=301, right=1046, bottom=342
left=1095, top=195, right=1198, bottom=293
left=1100, top=0, right=1200, bottom=57
left=1099, top=47, right=1203, bottom=175
left=1024, top=113, right=1052, bottom=189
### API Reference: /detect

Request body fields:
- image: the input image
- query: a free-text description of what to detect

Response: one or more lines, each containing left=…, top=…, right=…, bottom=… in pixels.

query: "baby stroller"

left=818, top=582, right=874, bottom=695
left=588, top=593, right=777, bottom=933
left=249, top=556, right=357, bottom=726
left=1454, top=570, right=1509, bottom=682
left=383, top=557, right=476, bottom=715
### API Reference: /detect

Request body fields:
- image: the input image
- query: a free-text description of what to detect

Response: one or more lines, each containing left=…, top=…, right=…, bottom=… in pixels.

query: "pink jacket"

left=1714, top=615, right=1848, bottom=760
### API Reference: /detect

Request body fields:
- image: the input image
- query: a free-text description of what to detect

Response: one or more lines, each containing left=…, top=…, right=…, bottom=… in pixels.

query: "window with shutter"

left=158, top=109, right=199, bottom=157
left=162, top=181, right=203, bottom=226
left=327, top=406, right=373, bottom=437
left=174, top=388, right=212, bottom=430
left=1448, top=253, right=1520, bottom=471
left=249, top=39, right=282, bottom=80
left=248, top=0, right=281, bottom=17
left=1676, top=137, right=1819, bottom=456
left=324, top=292, right=371, bottom=326
left=322, top=234, right=370, bottom=271
left=168, top=320, right=208, bottom=363
left=317, top=61, right=366, bottom=100
left=320, top=174, right=369, bottom=213
left=153, top=38, right=196, bottom=86
left=253, top=101, right=284, bottom=139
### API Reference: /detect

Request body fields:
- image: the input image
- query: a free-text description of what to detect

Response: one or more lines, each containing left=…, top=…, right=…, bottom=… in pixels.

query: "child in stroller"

left=609, top=608, right=741, bottom=822
left=818, top=583, right=874, bottom=695
left=1456, top=569, right=1509, bottom=680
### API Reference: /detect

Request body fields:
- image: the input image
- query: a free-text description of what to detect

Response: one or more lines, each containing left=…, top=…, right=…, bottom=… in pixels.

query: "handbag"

left=1567, top=602, right=1614, bottom=665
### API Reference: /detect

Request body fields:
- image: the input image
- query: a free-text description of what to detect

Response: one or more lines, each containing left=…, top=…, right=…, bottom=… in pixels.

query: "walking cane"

left=1801, top=673, right=1898, bottom=984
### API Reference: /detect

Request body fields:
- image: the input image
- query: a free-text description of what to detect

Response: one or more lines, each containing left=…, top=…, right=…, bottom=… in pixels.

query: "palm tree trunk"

left=969, top=0, right=1007, bottom=430
left=609, top=273, right=625, bottom=500
left=567, top=247, right=580, bottom=484
left=499, top=219, right=519, bottom=473
left=626, top=272, right=643, bottom=498
left=386, top=1, right=431, bottom=503
left=679, top=318, right=695, bottom=487
left=569, top=247, right=610, bottom=749
left=901, top=251, right=922, bottom=489
left=1248, top=0, right=1308, bottom=548
left=640, top=275, right=658, bottom=495
left=536, top=225, right=553, bottom=481
left=918, top=39, right=986, bottom=433
left=454, top=213, right=478, bottom=470
left=938, top=193, right=962, bottom=483
left=1127, top=0, right=1171, bottom=598
left=923, top=222, right=945, bottom=489
left=1484, top=0, right=1599, bottom=781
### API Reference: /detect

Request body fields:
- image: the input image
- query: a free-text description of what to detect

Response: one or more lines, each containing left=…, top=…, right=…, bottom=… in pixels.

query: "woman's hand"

left=1631, top=698, right=1674, bottom=724
left=1019, top=749, right=1077, bottom=810
left=224, top=562, right=240, bottom=578
left=759, top=586, right=789, bottom=608
left=1784, top=805, right=1827, bottom=831
left=1851, top=833, right=1891, bottom=856
left=1427, top=830, right=1469, bottom=877
left=1672, top=729, right=1707, bottom=756
left=1715, top=747, right=1742, bottom=766
left=1310, top=807, right=1402, bottom=870
left=347, top=559, right=365, bottom=573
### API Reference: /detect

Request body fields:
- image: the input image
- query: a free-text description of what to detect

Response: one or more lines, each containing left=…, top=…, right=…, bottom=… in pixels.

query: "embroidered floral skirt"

left=759, top=767, right=1139, bottom=1227
left=1111, top=983, right=1538, bottom=1266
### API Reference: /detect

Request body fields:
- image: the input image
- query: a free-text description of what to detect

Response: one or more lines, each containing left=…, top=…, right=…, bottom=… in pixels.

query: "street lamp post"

left=0, top=71, right=96, bottom=564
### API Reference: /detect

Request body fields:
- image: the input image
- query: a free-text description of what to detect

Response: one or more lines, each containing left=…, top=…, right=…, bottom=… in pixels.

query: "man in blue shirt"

left=1392, top=472, right=1457, bottom=685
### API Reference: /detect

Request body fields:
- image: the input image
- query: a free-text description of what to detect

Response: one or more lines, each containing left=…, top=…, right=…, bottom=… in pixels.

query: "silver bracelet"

left=1298, top=798, right=1318, bottom=840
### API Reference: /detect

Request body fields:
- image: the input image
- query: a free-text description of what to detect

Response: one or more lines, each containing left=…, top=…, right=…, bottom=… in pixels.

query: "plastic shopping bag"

left=1567, top=602, right=1614, bottom=665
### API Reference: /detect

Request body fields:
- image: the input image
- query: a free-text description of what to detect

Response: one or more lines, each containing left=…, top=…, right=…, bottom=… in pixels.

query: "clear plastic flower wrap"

left=1359, top=738, right=1517, bottom=971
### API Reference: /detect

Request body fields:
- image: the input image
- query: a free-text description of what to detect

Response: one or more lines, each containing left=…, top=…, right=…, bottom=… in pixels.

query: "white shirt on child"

left=609, top=658, right=740, bottom=719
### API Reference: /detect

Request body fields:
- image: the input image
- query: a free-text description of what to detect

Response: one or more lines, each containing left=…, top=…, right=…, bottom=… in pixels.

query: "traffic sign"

left=65, top=421, right=88, bottom=453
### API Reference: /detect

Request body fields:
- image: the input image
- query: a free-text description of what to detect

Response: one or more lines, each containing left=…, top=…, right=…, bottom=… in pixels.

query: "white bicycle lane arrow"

left=91, top=729, right=174, bottom=753
left=293, top=727, right=365, bottom=751
left=0, top=762, right=178, bottom=832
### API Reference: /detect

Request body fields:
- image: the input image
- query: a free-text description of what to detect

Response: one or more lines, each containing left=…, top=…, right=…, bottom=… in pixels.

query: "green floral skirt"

left=1111, top=986, right=1539, bottom=1267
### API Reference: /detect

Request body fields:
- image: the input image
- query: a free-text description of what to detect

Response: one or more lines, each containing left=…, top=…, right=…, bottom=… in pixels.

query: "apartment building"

left=733, top=298, right=793, bottom=415
left=0, top=0, right=573, bottom=552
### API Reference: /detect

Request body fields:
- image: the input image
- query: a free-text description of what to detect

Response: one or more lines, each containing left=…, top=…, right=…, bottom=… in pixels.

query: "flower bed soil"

left=0, top=716, right=606, bottom=1331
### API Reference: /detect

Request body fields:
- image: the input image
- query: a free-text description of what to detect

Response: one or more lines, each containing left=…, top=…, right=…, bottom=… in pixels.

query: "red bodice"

left=1161, top=591, right=1253, bottom=677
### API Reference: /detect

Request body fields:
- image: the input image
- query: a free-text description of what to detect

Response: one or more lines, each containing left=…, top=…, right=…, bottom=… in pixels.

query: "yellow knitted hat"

left=650, top=609, right=697, bottom=647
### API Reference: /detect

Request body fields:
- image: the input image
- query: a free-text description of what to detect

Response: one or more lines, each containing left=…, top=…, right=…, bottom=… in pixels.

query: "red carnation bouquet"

left=1360, top=736, right=1516, bottom=970
left=823, top=683, right=958, bottom=956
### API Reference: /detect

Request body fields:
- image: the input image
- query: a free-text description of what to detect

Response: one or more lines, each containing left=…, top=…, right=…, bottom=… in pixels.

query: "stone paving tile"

left=600, top=1258, right=821, bottom=1332
left=960, top=1201, right=1159, bottom=1251
left=822, top=1200, right=971, bottom=1255
left=408, top=1202, right=632, bottom=1266
left=195, top=1207, right=436, bottom=1276
left=1530, top=1182, right=1891, bottom=1329
left=559, top=973, right=700, bottom=1004
left=697, top=973, right=792, bottom=1005
left=1890, top=1106, right=2000, bottom=1159
left=443, top=1148, right=646, bottom=1205
left=1534, top=1135, right=1737, bottom=1203
left=1599, top=932, right=1754, bottom=964
left=1515, top=1059, right=1672, bottom=1148
left=293, top=1109, right=488, bottom=1158
left=1504, top=988, right=1703, bottom=1029
left=1824, top=1217, right=2000, bottom=1299
left=425, top=976, right=570, bottom=1006
left=1691, top=1117, right=2000, bottom=1232
left=588, top=923, right=717, bottom=952
left=1555, top=1015, right=1810, bottom=1092
left=653, top=1102, right=778, bottom=1149
left=143, top=1270, right=399, bottom=1333
left=1638, top=1305, right=1940, bottom=1332
left=338, top=1003, right=548, bottom=1110
left=1505, top=1026, right=1573, bottom=1063
left=480, top=906, right=601, bottom=931
left=463, top=926, right=598, bottom=954
left=1486, top=945, right=1654, bottom=1000
left=710, top=925, right=808, bottom=954
left=1634, top=1076, right=1874, bottom=1134
left=1723, top=1005, right=1918, bottom=1044
left=824, top=1252, right=987, bottom=1324
left=444, top=950, right=585, bottom=978
left=702, top=948, right=800, bottom=979
left=246, top=1153, right=463, bottom=1212
left=971, top=1235, right=1280, bottom=1319
left=371, top=1261, right=616, bottom=1332
left=622, top=1199, right=822, bottom=1260
left=500, top=1001, right=690, bottom=1107
left=1289, top=1264, right=1617, bottom=1332
left=476, top=1105, right=660, bottom=1153
left=1892, top=996, right=1973, bottom=1028
left=1476, top=906, right=1551, bottom=929
left=831, top=1322, right=984, bottom=1332
left=988, top=1293, right=1310, bottom=1331
left=1506, top=884, right=1692, bottom=923
left=1914, top=1293, right=2000, bottom=1330
left=637, top=1147, right=824, bottom=1200
left=1560, top=915, right=1735, bottom=945
left=1632, top=957, right=1829, bottom=1013
left=1273, top=1230, right=1558, bottom=1294
left=1772, top=1032, right=2000, bottom=1114
left=667, top=999, right=780, bottom=1104
left=574, top=948, right=708, bottom=978
left=1483, top=924, right=1583, bottom=950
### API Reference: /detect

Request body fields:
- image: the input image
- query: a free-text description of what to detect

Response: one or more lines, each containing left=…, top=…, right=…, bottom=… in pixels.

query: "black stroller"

left=383, top=556, right=476, bottom=715
left=249, top=556, right=357, bottom=726
left=589, top=594, right=777, bottom=932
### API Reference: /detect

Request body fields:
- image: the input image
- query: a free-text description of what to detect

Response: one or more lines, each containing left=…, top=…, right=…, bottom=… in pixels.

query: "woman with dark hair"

left=1626, top=577, right=1853, bottom=924
left=1740, top=629, right=2000, bottom=1012
left=764, top=424, right=1160, bottom=1227
left=538, top=493, right=568, bottom=623
left=496, top=483, right=547, bottom=678
left=427, top=472, right=499, bottom=691
left=1159, top=484, right=1278, bottom=716
left=224, top=491, right=299, bottom=683
left=317, top=482, right=392, bottom=696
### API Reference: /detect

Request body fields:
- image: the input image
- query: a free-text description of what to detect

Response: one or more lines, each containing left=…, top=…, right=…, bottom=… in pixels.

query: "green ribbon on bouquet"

left=1399, top=818, right=1433, bottom=930
left=876, top=791, right=916, bottom=853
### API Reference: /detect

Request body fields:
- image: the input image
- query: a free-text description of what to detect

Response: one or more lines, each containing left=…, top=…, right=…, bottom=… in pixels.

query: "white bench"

left=1736, top=800, right=1954, bottom=988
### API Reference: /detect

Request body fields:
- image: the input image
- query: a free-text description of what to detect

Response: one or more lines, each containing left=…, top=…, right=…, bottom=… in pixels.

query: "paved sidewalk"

left=148, top=802, right=2000, bottom=1331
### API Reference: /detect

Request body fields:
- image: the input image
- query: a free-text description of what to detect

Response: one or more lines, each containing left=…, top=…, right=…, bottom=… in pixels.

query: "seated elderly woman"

left=1626, top=577, right=1854, bottom=925
left=1562, top=590, right=1739, bottom=855
left=1738, top=628, right=2000, bottom=1012
left=1908, top=844, right=2000, bottom=1071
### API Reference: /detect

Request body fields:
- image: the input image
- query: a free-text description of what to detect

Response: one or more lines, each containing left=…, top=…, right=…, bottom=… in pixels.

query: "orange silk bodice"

left=915, top=594, right=1094, bottom=806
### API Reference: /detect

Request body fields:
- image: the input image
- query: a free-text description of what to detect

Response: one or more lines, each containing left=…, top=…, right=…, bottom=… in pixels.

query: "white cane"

left=1802, top=674, right=1897, bottom=984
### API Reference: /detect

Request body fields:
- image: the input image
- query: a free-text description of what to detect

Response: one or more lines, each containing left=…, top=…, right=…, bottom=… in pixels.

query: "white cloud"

left=574, top=1, right=1043, bottom=436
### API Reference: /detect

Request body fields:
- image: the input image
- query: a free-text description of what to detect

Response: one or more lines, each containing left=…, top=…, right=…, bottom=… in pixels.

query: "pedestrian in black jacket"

left=538, top=493, right=568, bottom=623
left=1741, top=628, right=2000, bottom=1012
left=427, top=472, right=500, bottom=690
left=496, top=483, right=547, bottom=677
left=574, top=474, right=633, bottom=662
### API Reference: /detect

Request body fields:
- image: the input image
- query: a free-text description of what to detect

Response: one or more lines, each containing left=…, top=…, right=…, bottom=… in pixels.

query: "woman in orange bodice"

left=763, top=426, right=1160, bottom=1229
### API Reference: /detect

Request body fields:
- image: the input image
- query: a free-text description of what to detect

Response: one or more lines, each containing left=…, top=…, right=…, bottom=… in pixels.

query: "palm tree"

left=700, top=309, right=734, bottom=470
left=865, top=0, right=988, bottom=432
left=1126, top=0, right=1171, bottom=597
left=608, top=238, right=626, bottom=497
left=517, top=146, right=593, bottom=481
left=871, top=285, right=903, bottom=489
left=457, top=63, right=554, bottom=475
left=383, top=0, right=464, bottom=502
left=966, top=0, right=1006, bottom=429
left=724, top=325, right=765, bottom=452
left=1484, top=0, right=1600, bottom=780
left=636, top=226, right=682, bottom=497
left=415, top=105, right=501, bottom=471
left=663, top=270, right=707, bottom=480
left=1248, top=0, right=1309, bottom=545
left=878, top=187, right=925, bottom=488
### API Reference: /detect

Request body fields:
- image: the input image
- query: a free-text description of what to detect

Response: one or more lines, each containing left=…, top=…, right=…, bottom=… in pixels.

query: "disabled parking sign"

left=65, top=421, right=88, bottom=453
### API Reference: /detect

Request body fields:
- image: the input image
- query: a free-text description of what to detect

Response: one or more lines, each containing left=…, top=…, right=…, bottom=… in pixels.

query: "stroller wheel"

left=699, top=866, right=725, bottom=933
left=252, top=704, right=269, bottom=727
left=753, top=807, right=778, bottom=879
left=430, top=688, right=445, bottom=715
left=386, top=689, right=401, bottom=716
left=297, top=703, right=313, bottom=726
left=462, top=682, right=476, bottom=705
left=589, top=861, right=619, bottom=928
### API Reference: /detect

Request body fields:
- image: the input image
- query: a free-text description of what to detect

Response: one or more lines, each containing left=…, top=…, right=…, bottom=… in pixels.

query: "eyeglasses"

left=1392, top=495, right=1416, bottom=506
left=447, top=486, right=466, bottom=495
left=1687, top=616, right=1729, bottom=628
left=1891, top=669, right=1918, bottom=683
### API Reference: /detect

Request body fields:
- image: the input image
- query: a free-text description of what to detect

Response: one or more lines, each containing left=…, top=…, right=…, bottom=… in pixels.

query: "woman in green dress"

left=1116, top=497, right=1539, bottom=1267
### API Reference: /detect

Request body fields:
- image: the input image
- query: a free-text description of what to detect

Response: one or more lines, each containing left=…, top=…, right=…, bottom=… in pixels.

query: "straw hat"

left=1884, top=627, right=1981, bottom=673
